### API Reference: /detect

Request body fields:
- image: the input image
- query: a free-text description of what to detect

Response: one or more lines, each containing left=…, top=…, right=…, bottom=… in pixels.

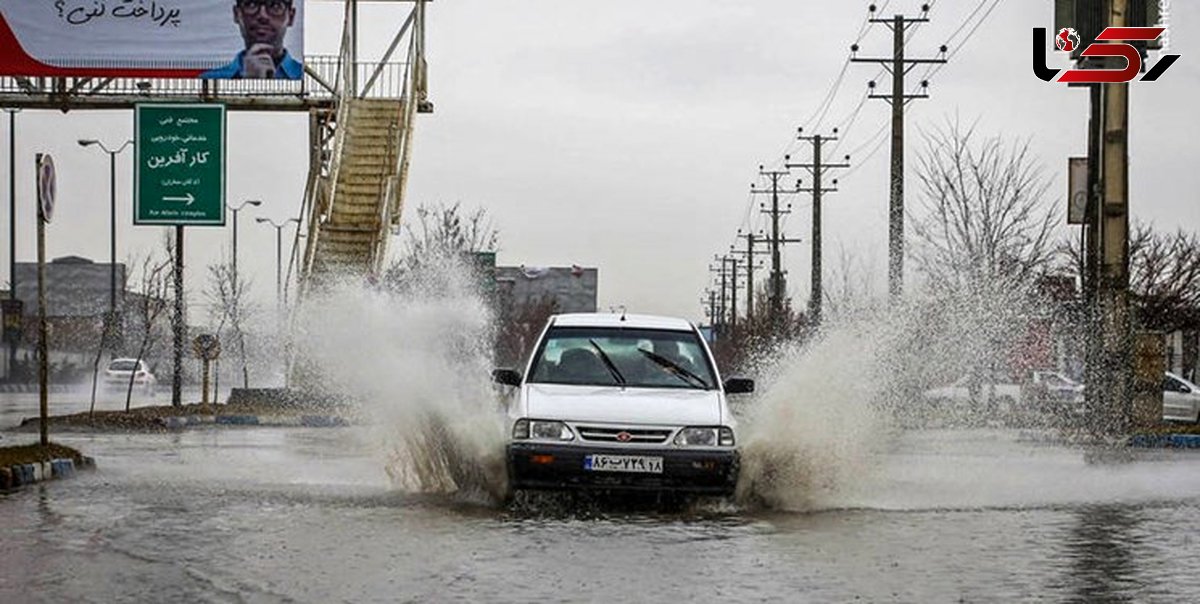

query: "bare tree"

left=123, top=255, right=171, bottom=411
left=823, top=243, right=880, bottom=319
left=496, top=296, right=558, bottom=368
left=905, top=118, right=1061, bottom=391
left=88, top=258, right=130, bottom=418
left=205, top=260, right=255, bottom=389
left=911, top=118, right=1058, bottom=295
left=383, top=202, right=500, bottom=298
left=397, top=202, right=498, bottom=272
left=1061, top=223, right=1200, bottom=333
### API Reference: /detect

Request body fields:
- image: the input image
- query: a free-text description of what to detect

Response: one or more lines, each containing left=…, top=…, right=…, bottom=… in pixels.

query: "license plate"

left=583, top=454, right=663, bottom=474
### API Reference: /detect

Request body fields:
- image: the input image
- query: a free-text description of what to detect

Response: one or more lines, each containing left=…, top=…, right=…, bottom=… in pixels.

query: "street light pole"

left=227, top=200, right=262, bottom=288
left=4, top=108, right=18, bottom=379
left=256, top=217, right=300, bottom=309
left=78, top=138, right=133, bottom=351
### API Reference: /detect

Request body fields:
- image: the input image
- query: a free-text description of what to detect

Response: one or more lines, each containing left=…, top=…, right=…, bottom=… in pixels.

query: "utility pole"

left=4, top=108, right=18, bottom=379
left=786, top=128, right=850, bottom=327
left=709, top=262, right=730, bottom=338
left=750, top=168, right=803, bottom=325
left=851, top=5, right=946, bottom=301
left=732, top=231, right=769, bottom=326
left=1097, top=0, right=1133, bottom=433
left=725, top=255, right=740, bottom=337
left=700, top=290, right=710, bottom=333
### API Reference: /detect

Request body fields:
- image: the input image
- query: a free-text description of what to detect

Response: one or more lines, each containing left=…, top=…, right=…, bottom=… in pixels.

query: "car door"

left=1161, top=375, right=1191, bottom=421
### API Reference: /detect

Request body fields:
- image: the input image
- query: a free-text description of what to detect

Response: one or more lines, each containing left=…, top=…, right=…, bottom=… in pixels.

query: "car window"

left=529, top=326, right=716, bottom=389
left=109, top=360, right=140, bottom=371
left=1163, top=376, right=1187, bottom=393
left=1174, top=374, right=1200, bottom=392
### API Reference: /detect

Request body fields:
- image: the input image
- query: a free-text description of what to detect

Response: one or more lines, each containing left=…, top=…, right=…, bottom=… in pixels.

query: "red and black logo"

left=1033, top=26, right=1180, bottom=83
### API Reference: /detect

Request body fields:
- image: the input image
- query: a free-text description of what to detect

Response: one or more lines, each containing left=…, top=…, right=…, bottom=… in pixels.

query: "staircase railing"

left=301, top=4, right=357, bottom=285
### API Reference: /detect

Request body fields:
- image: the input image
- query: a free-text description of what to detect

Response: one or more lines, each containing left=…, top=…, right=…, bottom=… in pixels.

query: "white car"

left=493, top=313, right=750, bottom=496
left=921, top=373, right=1022, bottom=411
left=1030, top=370, right=1085, bottom=403
left=1162, top=371, right=1200, bottom=423
left=103, top=358, right=157, bottom=394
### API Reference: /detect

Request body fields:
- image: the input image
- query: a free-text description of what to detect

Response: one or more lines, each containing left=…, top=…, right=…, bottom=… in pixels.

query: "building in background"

left=9, top=256, right=147, bottom=382
left=494, top=265, right=598, bottom=366
left=496, top=265, right=598, bottom=314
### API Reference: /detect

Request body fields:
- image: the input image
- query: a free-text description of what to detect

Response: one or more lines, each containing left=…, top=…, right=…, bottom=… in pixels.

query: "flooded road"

left=3, top=424, right=1199, bottom=602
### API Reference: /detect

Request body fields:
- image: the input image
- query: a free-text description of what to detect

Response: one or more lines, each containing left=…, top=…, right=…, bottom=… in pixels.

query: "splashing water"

left=292, top=257, right=508, bottom=502
left=736, top=315, right=893, bottom=512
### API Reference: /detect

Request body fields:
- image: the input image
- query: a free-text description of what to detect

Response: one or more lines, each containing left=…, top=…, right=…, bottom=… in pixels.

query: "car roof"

left=551, top=313, right=695, bottom=331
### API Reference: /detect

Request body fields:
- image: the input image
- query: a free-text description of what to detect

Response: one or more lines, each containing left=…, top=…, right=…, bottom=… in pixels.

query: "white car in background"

left=493, top=313, right=751, bottom=497
left=1162, top=371, right=1200, bottom=423
left=103, top=358, right=157, bottom=394
left=921, top=373, right=1022, bottom=412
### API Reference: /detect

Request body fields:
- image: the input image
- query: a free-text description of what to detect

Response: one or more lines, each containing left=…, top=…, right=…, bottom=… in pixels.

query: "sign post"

left=192, top=334, right=221, bottom=405
left=35, top=153, right=55, bottom=447
left=136, top=104, right=226, bottom=407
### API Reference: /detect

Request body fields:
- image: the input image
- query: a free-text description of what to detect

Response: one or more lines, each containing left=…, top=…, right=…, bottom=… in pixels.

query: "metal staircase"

left=297, top=0, right=428, bottom=291
left=307, top=99, right=403, bottom=278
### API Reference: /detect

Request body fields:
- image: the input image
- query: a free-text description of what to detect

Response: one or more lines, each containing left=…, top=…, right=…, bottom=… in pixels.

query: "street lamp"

left=226, top=200, right=262, bottom=288
left=256, top=217, right=300, bottom=309
left=4, top=108, right=19, bottom=378
left=78, top=138, right=133, bottom=350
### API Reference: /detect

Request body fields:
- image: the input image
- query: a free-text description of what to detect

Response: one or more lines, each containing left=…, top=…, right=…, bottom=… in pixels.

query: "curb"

left=0, top=456, right=94, bottom=491
left=158, top=415, right=351, bottom=430
left=1128, top=434, right=1200, bottom=449
left=0, top=384, right=81, bottom=394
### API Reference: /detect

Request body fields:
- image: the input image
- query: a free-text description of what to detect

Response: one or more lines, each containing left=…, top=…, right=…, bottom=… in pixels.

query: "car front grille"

left=576, top=426, right=672, bottom=444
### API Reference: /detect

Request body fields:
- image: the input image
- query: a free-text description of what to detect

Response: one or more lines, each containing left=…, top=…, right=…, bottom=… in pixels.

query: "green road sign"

left=135, top=104, right=226, bottom=226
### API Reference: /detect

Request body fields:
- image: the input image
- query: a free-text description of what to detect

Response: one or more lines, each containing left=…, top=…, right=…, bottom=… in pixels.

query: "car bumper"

left=507, top=442, right=739, bottom=495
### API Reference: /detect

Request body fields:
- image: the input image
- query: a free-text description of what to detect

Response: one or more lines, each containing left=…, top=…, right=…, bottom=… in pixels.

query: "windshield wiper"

left=637, top=348, right=708, bottom=389
left=589, top=339, right=626, bottom=387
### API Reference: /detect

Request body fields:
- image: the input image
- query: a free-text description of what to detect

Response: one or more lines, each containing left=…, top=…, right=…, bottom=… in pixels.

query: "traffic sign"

left=36, top=153, right=55, bottom=223
left=192, top=334, right=221, bottom=361
left=135, top=104, right=226, bottom=226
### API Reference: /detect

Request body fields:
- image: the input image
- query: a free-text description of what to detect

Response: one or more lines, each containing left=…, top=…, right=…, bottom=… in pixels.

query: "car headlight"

left=674, top=426, right=735, bottom=447
left=512, top=419, right=575, bottom=441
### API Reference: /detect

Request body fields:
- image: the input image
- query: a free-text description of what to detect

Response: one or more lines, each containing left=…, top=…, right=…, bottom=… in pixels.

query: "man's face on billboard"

left=233, top=0, right=295, bottom=52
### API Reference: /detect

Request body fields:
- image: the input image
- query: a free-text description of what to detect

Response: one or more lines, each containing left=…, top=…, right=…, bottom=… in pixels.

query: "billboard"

left=0, top=0, right=304, bottom=79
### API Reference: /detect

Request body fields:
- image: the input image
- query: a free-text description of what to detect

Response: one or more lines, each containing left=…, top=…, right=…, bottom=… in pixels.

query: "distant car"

left=103, top=358, right=156, bottom=394
left=494, top=313, right=750, bottom=497
left=922, top=370, right=1084, bottom=415
left=1029, top=370, right=1085, bottom=403
left=921, top=372, right=1022, bottom=414
left=1162, top=371, right=1200, bottom=423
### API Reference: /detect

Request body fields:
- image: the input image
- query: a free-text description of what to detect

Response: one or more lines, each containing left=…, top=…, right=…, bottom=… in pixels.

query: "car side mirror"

left=723, top=377, right=755, bottom=395
left=492, top=369, right=522, bottom=387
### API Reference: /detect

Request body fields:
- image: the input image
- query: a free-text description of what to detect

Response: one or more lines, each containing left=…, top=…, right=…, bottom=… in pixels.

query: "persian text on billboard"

left=0, top=0, right=304, bottom=80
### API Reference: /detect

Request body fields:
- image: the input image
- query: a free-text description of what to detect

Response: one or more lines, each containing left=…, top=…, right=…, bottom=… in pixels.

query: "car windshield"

left=109, top=360, right=140, bottom=372
left=529, top=327, right=716, bottom=390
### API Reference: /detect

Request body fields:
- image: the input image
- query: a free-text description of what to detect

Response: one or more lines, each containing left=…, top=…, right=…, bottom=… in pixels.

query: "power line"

left=922, top=0, right=1003, bottom=82
left=840, top=126, right=891, bottom=180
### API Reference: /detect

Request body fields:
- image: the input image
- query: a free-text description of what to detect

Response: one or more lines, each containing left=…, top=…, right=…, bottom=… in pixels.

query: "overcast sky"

left=3, top=0, right=1197, bottom=324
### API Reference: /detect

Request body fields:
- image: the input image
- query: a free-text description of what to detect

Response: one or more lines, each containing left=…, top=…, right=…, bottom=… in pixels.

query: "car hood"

left=524, top=383, right=724, bottom=426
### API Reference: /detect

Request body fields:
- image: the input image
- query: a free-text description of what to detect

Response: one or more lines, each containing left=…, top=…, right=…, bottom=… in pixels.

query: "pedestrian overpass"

left=0, top=0, right=432, bottom=295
